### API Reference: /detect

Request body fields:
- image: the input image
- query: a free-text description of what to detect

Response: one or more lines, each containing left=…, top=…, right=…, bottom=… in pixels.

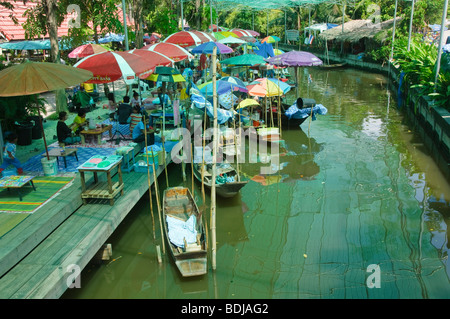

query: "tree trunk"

left=46, top=0, right=68, bottom=113
left=133, top=0, right=144, bottom=49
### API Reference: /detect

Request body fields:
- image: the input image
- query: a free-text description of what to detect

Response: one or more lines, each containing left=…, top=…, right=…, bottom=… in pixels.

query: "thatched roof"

left=319, top=18, right=403, bottom=43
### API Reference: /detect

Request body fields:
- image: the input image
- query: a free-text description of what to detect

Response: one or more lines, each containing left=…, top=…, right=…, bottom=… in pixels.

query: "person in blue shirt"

left=132, top=116, right=158, bottom=145
left=0, top=132, right=23, bottom=175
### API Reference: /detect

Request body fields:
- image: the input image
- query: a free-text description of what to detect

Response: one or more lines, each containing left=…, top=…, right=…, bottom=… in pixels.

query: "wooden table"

left=41, top=148, right=78, bottom=168
left=80, top=125, right=112, bottom=145
left=0, top=175, right=36, bottom=201
left=77, top=156, right=124, bottom=206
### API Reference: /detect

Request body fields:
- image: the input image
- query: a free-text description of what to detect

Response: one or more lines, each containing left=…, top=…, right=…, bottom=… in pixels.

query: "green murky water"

left=63, top=67, right=450, bottom=299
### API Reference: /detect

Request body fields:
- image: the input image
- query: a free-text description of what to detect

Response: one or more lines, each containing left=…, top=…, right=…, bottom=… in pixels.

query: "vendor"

left=57, top=111, right=81, bottom=145
left=71, top=109, right=88, bottom=134
left=132, top=116, right=158, bottom=145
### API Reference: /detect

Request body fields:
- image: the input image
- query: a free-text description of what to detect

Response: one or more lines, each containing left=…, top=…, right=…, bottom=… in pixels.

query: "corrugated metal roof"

left=0, top=0, right=69, bottom=40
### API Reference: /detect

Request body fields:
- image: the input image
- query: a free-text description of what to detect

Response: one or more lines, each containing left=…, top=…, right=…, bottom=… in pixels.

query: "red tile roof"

left=0, top=0, right=133, bottom=41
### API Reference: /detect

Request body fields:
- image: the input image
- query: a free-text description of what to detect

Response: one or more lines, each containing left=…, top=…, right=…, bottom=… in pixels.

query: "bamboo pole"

left=151, top=148, right=164, bottom=254
left=143, top=118, right=156, bottom=239
left=211, top=46, right=218, bottom=270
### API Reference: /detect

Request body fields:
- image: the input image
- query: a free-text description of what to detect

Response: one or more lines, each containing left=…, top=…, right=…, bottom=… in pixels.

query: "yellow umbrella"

left=219, top=31, right=239, bottom=38
left=274, top=49, right=285, bottom=56
left=237, top=98, right=259, bottom=109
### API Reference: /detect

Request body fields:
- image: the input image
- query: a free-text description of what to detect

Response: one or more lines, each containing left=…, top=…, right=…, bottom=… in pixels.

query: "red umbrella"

left=230, top=29, right=253, bottom=37
left=209, top=24, right=225, bottom=32
left=143, top=42, right=193, bottom=62
left=164, top=31, right=214, bottom=48
left=128, top=49, right=174, bottom=68
left=191, top=30, right=216, bottom=43
left=68, top=43, right=110, bottom=58
left=73, top=51, right=157, bottom=84
left=246, top=30, right=260, bottom=37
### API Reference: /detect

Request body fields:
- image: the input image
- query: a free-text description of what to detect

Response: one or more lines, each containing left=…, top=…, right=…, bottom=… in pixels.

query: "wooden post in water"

left=143, top=118, right=156, bottom=239
left=151, top=148, right=165, bottom=254
left=211, top=46, right=218, bottom=270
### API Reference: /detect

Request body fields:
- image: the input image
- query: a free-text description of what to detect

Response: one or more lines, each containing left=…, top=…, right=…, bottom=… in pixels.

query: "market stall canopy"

left=0, top=60, right=93, bottom=96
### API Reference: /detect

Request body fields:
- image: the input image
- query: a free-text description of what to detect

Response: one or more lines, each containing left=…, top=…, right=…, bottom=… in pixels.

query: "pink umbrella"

left=246, top=30, right=260, bottom=37
left=68, top=43, right=110, bottom=58
left=230, top=29, right=253, bottom=37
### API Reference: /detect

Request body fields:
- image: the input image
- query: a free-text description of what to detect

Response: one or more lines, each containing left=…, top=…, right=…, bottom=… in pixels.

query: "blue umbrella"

left=98, top=33, right=125, bottom=44
left=198, top=79, right=248, bottom=97
left=191, top=41, right=233, bottom=54
left=0, top=40, right=48, bottom=50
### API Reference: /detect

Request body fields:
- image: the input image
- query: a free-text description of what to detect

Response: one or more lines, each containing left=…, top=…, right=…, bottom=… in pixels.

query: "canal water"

left=63, top=67, right=450, bottom=299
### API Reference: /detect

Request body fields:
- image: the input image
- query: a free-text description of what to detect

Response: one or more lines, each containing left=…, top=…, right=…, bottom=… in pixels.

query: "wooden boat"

left=193, top=162, right=248, bottom=198
left=162, top=186, right=207, bottom=277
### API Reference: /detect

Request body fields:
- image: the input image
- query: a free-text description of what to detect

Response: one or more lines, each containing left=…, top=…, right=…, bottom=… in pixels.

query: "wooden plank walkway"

left=0, top=151, right=171, bottom=299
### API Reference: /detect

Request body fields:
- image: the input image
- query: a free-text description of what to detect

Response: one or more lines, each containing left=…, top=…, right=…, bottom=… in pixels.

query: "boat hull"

left=192, top=164, right=248, bottom=198
left=163, top=187, right=207, bottom=277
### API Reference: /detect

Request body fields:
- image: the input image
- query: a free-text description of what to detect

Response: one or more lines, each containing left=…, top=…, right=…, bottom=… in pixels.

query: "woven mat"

left=0, top=175, right=75, bottom=238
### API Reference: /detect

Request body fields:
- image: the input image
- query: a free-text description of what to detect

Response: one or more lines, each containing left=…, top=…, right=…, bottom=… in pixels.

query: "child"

left=128, top=105, right=142, bottom=133
left=0, top=132, right=23, bottom=175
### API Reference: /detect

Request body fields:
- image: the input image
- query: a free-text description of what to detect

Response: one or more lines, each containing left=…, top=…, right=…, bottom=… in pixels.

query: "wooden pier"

left=0, top=146, right=172, bottom=299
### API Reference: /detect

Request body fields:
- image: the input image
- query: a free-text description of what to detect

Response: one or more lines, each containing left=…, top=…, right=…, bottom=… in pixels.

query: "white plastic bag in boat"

left=166, top=215, right=197, bottom=248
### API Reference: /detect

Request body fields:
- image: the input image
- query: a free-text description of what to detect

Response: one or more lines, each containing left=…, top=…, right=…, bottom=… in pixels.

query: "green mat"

left=0, top=176, right=75, bottom=238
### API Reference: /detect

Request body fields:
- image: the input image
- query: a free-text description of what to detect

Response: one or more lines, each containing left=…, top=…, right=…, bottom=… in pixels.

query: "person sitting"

left=57, top=111, right=81, bottom=145
left=0, top=132, right=23, bottom=175
left=117, top=96, right=132, bottom=124
left=128, top=105, right=142, bottom=133
left=130, top=90, right=141, bottom=108
left=103, top=92, right=118, bottom=119
left=132, top=116, right=157, bottom=145
left=71, top=109, right=88, bottom=135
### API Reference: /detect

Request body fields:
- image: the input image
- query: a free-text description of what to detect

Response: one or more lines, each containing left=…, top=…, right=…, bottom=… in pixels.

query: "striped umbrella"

left=164, top=31, right=213, bottom=48
left=68, top=43, right=111, bottom=58
left=261, top=36, right=281, bottom=43
left=143, top=42, right=193, bottom=61
left=74, top=51, right=157, bottom=84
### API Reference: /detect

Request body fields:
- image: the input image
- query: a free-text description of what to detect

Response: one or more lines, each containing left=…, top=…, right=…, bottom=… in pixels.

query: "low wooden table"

left=80, top=125, right=113, bottom=145
left=41, top=148, right=78, bottom=168
left=0, top=175, right=36, bottom=201
left=77, top=156, right=124, bottom=206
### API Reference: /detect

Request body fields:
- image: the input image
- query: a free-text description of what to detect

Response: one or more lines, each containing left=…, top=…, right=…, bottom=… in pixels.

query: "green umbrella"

left=220, top=54, right=266, bottom=66
left=146, top=66, right=186, bottom=83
